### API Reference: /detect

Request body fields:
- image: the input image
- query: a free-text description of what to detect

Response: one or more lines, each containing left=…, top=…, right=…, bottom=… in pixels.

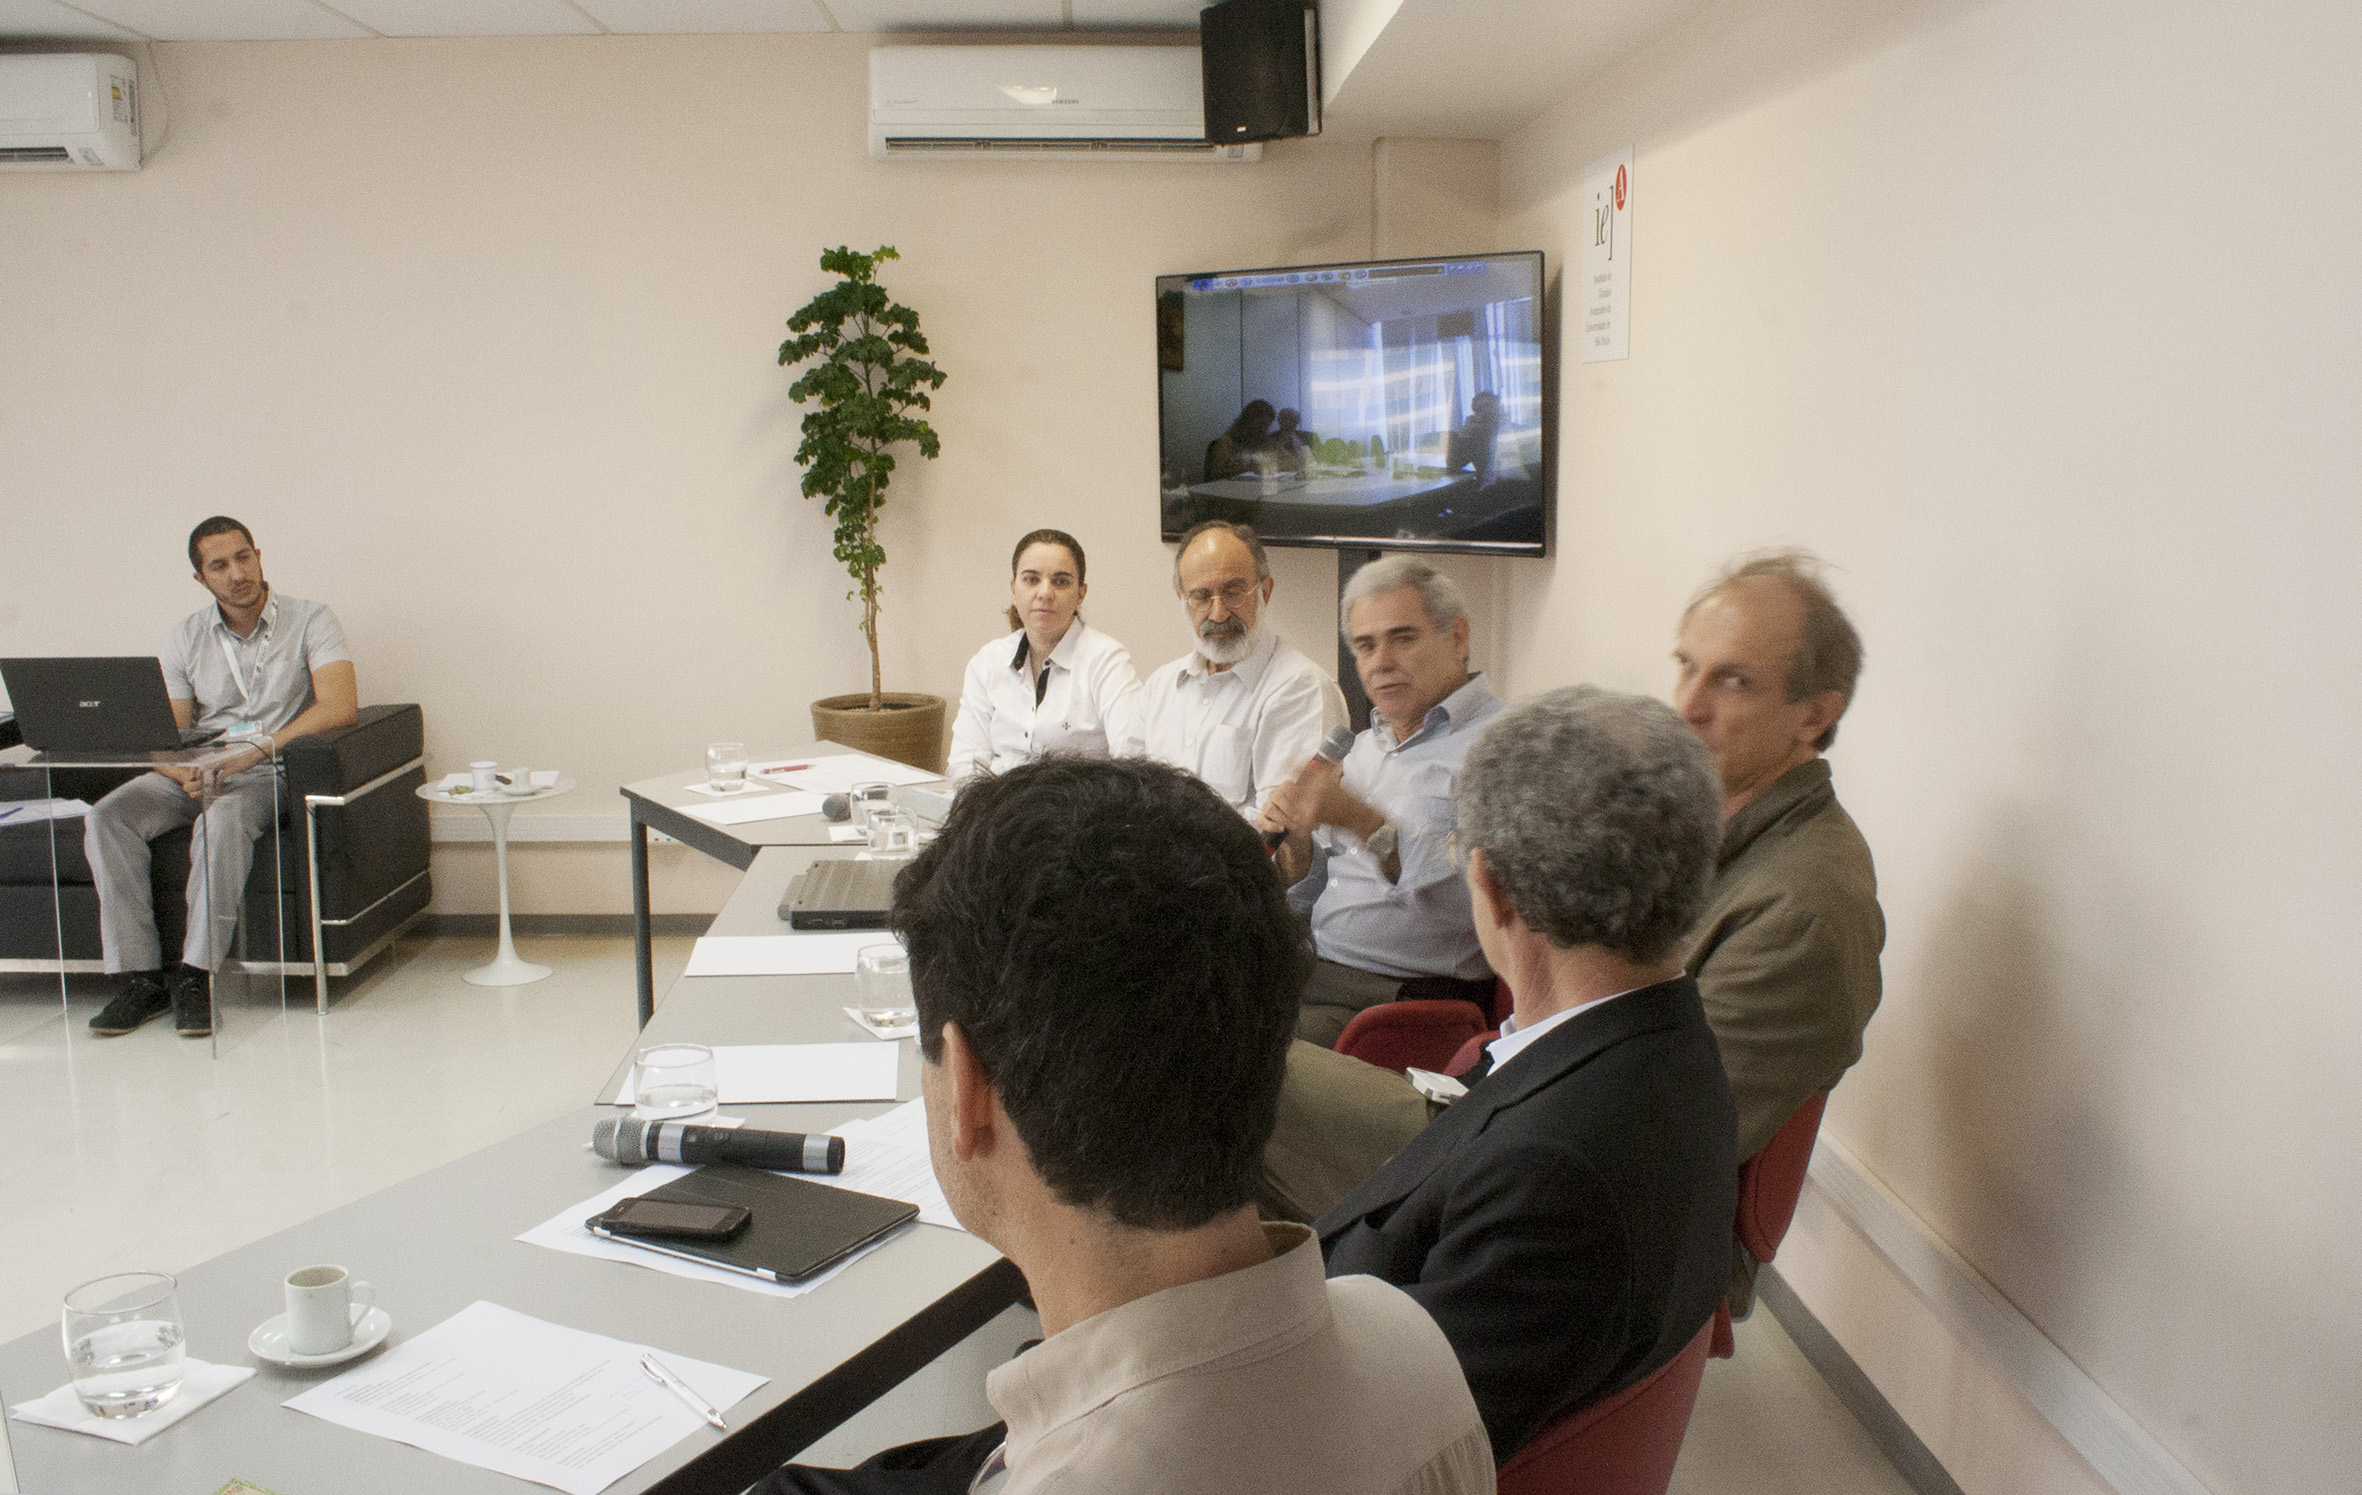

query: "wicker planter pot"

left=809, top=693, right=948, bottom=774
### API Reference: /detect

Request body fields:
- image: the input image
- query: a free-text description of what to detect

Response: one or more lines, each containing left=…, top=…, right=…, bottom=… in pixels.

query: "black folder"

left=588, top=1164, right=919, bottom=1283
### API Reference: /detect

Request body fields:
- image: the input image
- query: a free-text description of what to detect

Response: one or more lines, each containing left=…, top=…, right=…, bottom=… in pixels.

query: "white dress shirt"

left=947, top=619, right=1143, bottom=779
left=1138, top=630, right=1346, bottom=814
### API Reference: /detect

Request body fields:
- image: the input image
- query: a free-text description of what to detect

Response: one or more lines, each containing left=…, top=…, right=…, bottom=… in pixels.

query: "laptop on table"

left=0, top=657, right=223, bottom=752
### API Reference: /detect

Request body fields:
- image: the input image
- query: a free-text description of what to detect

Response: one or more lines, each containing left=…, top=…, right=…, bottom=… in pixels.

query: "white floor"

left=0, top=938, right=1920, bottom=1494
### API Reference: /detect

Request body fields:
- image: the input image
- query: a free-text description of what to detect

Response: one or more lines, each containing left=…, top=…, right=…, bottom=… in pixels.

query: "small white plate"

left=249, top=1305, right=393, bottom=1368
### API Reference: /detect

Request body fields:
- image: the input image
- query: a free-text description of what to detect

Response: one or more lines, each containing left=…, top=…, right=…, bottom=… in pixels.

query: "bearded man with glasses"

left=1139, top=521, right=1345, bottom=817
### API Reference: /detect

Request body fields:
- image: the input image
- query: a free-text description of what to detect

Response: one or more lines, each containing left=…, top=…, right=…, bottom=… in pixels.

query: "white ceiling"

left=0, top=0, right=1722, bottom=138
left=0, top=0, right=1209, bottom=40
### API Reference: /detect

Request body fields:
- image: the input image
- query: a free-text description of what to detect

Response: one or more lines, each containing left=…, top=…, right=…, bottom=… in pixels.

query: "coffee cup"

left=469, top=761, right=500, bottom=794
left=505, top=766, right=532, bottom=794
left=285, top=1265, right=373, bottom=1356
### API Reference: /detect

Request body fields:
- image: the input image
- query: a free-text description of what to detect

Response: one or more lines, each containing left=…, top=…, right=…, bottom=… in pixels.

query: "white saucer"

left=249, top=1306, right=393, bottom=1368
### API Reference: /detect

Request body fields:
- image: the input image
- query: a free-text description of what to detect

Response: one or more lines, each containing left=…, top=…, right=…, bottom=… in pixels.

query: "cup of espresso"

left=284, top=1265, right=374, bottom=1357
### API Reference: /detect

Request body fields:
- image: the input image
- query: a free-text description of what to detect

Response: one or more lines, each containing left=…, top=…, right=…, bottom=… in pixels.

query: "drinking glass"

left=632, top=1042, right=718, bottom=1121
left=706, top=742, right=749, bottom=792
left=865, top=805, right=917, bottom=857
left=847, top=781, right=892, bottom=828
left=856, top=944, right=916, bottom=1031
left=62, top=1272, right=184, bottom=1419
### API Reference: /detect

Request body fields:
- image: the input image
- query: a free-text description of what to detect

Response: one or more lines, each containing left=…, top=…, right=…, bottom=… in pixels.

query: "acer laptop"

left=0, top=658, right=222, bottom=752
left=779, top=857, right=902, bottom=930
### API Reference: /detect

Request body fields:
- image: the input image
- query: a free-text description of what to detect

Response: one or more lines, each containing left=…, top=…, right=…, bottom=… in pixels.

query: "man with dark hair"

left=1313, top=688, right=1737, bottom=1463
left=1141, top=520, right=1345, bottom=817
left=81, top=518, right=356, bottom=1037
left=765, top=758, right=1493, bottom=1495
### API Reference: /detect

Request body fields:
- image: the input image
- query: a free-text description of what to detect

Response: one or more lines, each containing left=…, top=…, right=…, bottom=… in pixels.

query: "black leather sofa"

left=0, top=704, right=432, bottom=1001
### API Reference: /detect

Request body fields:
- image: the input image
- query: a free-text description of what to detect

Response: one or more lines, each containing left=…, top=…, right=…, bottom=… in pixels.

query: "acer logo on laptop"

left=79, top=699, right=102, bottom=708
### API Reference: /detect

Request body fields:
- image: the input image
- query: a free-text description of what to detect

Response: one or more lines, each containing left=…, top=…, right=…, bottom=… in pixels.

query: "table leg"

left=464, top=801, right=550, bottom=986
left=630, top=814, right=654, bottom=1027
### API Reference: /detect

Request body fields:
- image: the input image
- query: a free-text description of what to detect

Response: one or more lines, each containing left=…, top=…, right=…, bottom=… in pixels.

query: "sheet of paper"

left=682, top=932, right=888, bottom=977
left=516, top=1168, right=874, bottom=1300
left=751, top=753, right=938, bottom=792
left=282, top=1301, right=767, bottom=1495
left=828, top=1100, right=962, bottom=1230
left=680, top=780, right=776, bottom=799
left=614, top=1043, right=898, bottom=1105
left=677, top=790, right=826, bottom=826
left=0, top=798, right=89, bottom=825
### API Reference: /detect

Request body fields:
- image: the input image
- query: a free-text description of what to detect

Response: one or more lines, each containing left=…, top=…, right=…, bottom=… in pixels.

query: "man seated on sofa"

left=84, top=516, right=357, bottom=1038
left=1311, top=687, right=1737, bottom=1463
left=760, top=757, right=1493, bottom=1495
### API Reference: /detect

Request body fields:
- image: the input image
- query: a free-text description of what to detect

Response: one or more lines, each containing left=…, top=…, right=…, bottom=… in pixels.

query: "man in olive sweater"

left=1670, top=550, right=1884, bottom=1310
left=1266, top=551, right=1884, bottom=1321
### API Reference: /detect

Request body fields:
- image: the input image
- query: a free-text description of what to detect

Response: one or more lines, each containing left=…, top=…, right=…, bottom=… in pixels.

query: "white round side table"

left=416, top=775, right=574, bottom=986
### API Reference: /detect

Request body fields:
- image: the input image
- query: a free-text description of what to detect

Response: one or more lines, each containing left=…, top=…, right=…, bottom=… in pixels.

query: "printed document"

left=751, top=753, right=938, bottom=792
left=282, top=1301, right=766, bottom=1495
left=611, top=1043, right=898, bottom=1105
left=682, top=932, right=881, bottom=977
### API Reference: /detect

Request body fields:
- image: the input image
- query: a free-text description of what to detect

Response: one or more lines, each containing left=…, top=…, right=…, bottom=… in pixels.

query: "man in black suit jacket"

left=1317, top=686, right=1739, bottom=1462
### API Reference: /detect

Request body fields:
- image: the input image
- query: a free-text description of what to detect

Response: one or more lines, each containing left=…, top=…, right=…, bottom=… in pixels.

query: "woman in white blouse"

left=946, top=529, right=1143, bottom=779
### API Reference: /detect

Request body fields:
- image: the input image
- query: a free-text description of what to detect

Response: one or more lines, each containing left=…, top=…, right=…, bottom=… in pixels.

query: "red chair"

left=1496, top=1318, right=1716, bottom=1495
left=1332, top=999, right=1491, bottom=1075
left=1333, top=980, right=1515, bottom=1076
left=1708, top=1091, right=1828, bottom=1357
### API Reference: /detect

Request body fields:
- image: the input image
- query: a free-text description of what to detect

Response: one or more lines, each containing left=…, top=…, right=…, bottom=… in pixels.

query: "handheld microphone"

left=592, top=1116, right=846, bottom=1174
left=1264, top=725, right=1358, bottom=850
left=821, top=793, right=851, bottom=822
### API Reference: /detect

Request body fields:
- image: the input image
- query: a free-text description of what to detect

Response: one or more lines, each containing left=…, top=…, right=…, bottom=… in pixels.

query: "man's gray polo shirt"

left=161, top=592, right=350, bottom=739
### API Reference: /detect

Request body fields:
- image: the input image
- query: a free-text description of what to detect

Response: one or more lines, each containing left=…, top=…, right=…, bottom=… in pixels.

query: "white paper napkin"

left=8, top=1357, right=255, bottom=1446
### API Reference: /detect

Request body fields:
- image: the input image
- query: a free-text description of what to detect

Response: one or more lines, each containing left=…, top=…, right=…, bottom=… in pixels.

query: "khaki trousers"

left=1260, top=1039, right=1437, bottom=1224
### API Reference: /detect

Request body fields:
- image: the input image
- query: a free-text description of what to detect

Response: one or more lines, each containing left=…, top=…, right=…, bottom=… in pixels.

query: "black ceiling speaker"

left=1201, top=0, right=1321, bottom=145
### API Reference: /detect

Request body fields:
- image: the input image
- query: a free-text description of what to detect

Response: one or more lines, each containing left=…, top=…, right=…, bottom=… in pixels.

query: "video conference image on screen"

left=1156, top=253, right=1547, bottom=555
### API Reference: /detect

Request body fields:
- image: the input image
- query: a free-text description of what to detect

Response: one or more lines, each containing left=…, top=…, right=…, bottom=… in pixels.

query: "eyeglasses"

left=1183, top=580, right=1259, bottom=611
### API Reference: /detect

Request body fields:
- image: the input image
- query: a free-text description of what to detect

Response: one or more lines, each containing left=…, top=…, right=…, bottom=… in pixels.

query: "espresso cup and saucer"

left=248, top=1264, right=393, bottom=1368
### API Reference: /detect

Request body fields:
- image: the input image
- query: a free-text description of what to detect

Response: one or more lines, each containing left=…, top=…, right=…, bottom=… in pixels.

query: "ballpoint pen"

left=641, top=1352, right=729, bottom=1430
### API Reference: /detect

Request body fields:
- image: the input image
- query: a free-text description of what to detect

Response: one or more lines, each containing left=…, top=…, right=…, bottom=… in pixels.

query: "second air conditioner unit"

left=869, top=45, right=1259, bottom=163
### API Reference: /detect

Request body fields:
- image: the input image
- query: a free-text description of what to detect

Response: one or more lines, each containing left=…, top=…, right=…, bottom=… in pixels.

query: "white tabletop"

left=416, top=775, right=575, bottom=806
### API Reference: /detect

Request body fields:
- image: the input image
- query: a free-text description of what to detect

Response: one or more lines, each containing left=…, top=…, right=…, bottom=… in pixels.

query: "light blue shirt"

left=1292, top=673, right=1503, bottom=981
left=162, top=591, right=350, bottom=740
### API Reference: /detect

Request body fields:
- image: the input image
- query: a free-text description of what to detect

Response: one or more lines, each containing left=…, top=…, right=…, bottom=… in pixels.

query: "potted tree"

left=778, top=245, right=949, bottom=771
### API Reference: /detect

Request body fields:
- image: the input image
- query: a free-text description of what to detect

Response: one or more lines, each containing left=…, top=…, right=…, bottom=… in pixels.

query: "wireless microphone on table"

left=592, top=1116, right=846, bottom=1174
left=1263, top=725, right=1357, bottom=850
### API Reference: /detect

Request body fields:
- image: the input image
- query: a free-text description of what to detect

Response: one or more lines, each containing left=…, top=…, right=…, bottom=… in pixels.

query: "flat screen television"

left=1156, top=251, right=1548, bottom=556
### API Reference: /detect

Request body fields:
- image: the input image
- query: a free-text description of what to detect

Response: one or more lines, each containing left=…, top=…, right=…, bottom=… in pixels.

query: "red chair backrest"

left=1736, top=1092, right=1827, bottom=1263
left=1331, top=999, right=1490, bottom=1076
left=1497, top=1317, right=1716, bottom=1495
left=1445, top=1028, right=1496, bottom=1078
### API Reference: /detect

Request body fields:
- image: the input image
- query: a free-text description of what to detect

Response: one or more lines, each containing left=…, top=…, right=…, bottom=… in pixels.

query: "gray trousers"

left=83, top=767, right=279, bottom=974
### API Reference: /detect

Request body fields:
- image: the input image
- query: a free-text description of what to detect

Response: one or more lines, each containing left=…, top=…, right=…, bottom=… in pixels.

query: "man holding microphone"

left=1259, top=556, right=1502, bottom=1045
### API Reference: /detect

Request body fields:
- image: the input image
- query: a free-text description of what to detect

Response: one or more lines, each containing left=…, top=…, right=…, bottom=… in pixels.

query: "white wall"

left=1495, top=0, right=2362, bottom=1491
left=0, top=34, right=1377, bottom=914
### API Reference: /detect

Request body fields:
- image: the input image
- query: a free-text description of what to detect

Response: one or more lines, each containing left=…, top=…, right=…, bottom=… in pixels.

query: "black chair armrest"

left=0, top=712, right=19, bottom=751
left=283, top=705, right=423, bottom=800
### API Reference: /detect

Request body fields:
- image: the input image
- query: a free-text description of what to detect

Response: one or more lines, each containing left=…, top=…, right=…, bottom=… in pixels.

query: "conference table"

left=0, top=845, right=1024, bottom=1495
left=619, top=745, right=909, bottom=1027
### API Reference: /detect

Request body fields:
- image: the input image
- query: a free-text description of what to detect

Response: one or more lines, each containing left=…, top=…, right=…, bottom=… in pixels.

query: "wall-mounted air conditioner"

left=0, top=54, right=140, bottom=171
left=870, top=45, right=1258, bottom=163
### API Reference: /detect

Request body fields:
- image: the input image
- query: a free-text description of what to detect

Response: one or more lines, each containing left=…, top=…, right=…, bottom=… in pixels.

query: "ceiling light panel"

left=69, top=0, right=372, bottom=39
left=330, top=0, right=599, bottom=35
left=825, top=0, right=1060, bottom=31
left=0, top=0, right=140, bottom=38
left=1068, top=0, right=1204, bottom=26
left=575, top=0, right=829, bottom=33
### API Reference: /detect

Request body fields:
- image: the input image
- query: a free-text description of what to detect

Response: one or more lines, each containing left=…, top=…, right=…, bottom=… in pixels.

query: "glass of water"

left=865, top=805, right=917, bottom=857
left=706, top=742, right=749, bottom=792
left=847, top=781, right=892, bottom=828
left=856, top=944, right=916, bottom=1032
left=632, top=1042, right=718, bottom=1121
left=62, top=1271, right=184, bottom=1419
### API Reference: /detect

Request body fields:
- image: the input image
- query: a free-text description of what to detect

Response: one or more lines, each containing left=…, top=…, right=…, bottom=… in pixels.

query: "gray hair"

left=1339, top=555, right=1467, bottom=637
left=1682, top=548, right=1862, bottom=750
left=1171, top=520, right=1272, bottom=587
left=1458, top=686, right=1722, bottom=962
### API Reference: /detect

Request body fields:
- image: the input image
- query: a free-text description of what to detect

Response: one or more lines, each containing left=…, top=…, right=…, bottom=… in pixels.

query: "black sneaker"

left=89, top=973, right=172, bottom=1035
left=171, top=965, right=214, bottom=1037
